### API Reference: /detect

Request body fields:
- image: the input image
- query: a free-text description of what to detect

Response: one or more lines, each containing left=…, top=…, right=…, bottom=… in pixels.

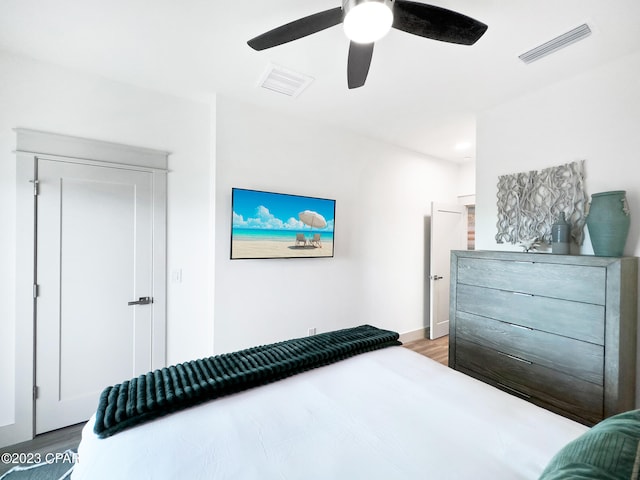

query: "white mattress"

left=72, top=347, right=587, bottom=479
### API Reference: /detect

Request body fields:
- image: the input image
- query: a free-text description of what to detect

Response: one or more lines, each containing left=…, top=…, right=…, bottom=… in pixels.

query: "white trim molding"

left=399, top=327, right=429, bottom=343
left=14, top=128, right=170, bottom=170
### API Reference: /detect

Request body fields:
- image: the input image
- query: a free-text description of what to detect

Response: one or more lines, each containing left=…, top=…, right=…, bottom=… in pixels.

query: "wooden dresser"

left=449, top=250, right=637, bottom=425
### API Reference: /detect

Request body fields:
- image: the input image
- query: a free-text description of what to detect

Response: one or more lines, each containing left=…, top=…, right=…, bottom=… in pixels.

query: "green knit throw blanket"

left=94, top=324, right=400, bottom=438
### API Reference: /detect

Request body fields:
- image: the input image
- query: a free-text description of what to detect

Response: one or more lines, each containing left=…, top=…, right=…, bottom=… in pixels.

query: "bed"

left=70, top=326, right=635, bottom=479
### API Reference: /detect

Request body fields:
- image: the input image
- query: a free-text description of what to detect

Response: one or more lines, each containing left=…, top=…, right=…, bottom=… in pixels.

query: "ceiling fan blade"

left=347, top=42, right=374, bottom=89
left=392, top=1, right=487, bottom=45
left=248, top=7, right=344, bottom=51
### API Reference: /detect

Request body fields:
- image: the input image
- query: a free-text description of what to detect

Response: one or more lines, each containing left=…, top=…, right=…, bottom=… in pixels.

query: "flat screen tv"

left=231, top=188, right=335, bottom=259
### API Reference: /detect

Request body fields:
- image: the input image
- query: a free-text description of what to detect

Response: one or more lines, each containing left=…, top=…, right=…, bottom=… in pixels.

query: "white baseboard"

left=398, top=327, right=428, bottom=343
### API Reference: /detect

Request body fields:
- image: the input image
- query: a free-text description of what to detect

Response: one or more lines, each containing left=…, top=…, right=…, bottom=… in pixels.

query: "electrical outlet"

left=308, top=327, right=316, bottom=336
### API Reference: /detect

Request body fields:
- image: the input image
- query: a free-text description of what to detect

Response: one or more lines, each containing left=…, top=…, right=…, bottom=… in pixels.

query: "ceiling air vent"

left=519, top=24, right=592, bottom=64
left=258, top=64, right=314, bottom=97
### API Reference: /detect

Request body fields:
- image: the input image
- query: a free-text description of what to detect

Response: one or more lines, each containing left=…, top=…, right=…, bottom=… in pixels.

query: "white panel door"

left=36, top=159, right=154, bottom=434
left=429, top=203, right=465, bottom=340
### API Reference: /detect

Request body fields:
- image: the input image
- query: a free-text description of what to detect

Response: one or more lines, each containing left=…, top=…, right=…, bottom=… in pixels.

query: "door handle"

left=128, top=296, right=153, bottom=306
left=430, top=275, right=443, bottom=280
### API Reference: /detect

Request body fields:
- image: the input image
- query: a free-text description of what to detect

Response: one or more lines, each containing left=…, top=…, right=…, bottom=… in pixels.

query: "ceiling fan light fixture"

left=248, top=1, right=487, bottom=89
left=343, top=0, right=393, bottom=44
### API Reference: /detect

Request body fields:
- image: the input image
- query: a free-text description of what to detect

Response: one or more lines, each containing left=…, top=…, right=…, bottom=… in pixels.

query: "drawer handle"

left=507, top=323, right=533, bottom=331
left=498, top=383, right=531, bottom=399
left=498, top=351, right=532, bottom=365
left=512, top=292, right=534, bottom=297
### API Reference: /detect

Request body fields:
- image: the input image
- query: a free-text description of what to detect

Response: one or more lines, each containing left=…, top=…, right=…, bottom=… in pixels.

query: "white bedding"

left=72, top=347, right=587, bottom=479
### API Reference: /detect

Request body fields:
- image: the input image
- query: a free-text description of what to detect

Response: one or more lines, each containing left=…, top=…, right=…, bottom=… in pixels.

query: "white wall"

left=476, top=50, right=640, bottom=255
left=0, top=50, right=213, bottom=444
left=213, top=96, right=461, bottom=353
left=457, top=161, right=476, bottom=199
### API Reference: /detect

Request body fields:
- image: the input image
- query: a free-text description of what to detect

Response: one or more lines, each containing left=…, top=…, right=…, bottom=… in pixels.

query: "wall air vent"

left=519, top=23, right=592, bottom=64
left=258, top=64, right=314, bottom=97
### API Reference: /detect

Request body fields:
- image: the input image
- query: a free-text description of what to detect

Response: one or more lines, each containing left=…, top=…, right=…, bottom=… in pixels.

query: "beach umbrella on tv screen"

left=299, top=210, right=327, bottom=230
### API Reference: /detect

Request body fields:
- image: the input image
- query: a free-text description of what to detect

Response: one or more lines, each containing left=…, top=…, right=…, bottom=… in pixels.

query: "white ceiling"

left=1, top=0, right=639, bottom=162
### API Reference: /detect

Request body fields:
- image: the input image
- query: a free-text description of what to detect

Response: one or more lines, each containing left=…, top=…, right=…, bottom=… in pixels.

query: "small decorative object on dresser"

left=586, top=190, right=630, bottom=257
left=519, top=237, right=540, bottom=252
left=551, top=212, right=570, bottom=254
left=449, top=250, right=638, bottom=426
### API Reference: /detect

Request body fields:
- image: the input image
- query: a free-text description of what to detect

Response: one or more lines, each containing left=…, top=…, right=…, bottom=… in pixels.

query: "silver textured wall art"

left=496, top=160, right=587, bottom=246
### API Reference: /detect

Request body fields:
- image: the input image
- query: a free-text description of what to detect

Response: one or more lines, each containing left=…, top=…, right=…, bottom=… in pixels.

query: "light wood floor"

left=0, top=335, right=449, bottom=474
left=402, top=334, right=449, bottom=366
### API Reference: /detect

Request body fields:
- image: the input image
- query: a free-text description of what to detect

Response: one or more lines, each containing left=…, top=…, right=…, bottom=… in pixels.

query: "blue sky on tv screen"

left=232, top=189, right=335, bottom=231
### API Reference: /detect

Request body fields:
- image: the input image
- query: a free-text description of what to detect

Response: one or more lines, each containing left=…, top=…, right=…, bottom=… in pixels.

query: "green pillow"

left=540, top=410, right=640, bottom=480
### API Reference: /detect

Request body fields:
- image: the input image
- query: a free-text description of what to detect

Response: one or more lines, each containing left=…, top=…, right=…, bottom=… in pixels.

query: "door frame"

left=10, top=129, right=168, bottom=445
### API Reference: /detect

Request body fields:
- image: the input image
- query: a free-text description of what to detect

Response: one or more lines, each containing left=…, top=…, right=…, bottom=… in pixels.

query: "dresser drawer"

left=456, top=284, right=605, bottom=344
left=455, top=311, right=604, bottom=384
left=456, top=257, right=606, bottom=304
left=456, top=338, right=603, bottom=424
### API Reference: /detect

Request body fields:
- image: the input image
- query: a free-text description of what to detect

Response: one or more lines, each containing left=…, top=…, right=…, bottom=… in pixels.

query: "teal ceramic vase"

left=586, top=190, right=630, bottom=257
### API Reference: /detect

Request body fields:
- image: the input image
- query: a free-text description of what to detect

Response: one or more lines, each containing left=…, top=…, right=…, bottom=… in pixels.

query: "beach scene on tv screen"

left=231, top=189, right=335, bottom=259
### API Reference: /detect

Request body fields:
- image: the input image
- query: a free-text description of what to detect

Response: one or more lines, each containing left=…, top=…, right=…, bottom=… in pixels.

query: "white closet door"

left=36, top=159, right=154, bottom=433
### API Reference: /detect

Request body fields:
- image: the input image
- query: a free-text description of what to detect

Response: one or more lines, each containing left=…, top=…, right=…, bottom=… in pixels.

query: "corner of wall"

left=208, top=94, right=217, bottom=354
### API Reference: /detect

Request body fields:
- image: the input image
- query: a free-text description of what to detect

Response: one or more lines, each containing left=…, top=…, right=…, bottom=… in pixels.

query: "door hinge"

left=33, top=284, right=39, bottom=298
left=30, top=179, right=40, bottom=196
left=33, top=385, right=39, bottom=400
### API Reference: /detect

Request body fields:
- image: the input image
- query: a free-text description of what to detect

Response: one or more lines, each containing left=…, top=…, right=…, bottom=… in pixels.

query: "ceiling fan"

left=247, top=0, right=488, bottom=89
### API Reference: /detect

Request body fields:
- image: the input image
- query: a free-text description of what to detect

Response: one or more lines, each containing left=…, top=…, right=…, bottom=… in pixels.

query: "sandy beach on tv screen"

left=232, top=239, right=334, bottom=258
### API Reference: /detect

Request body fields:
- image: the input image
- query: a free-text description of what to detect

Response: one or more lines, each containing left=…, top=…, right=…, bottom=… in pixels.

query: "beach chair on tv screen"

left=295, top=233, right=307, bottom=246
left=310, top=233, right=322, bottom=248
